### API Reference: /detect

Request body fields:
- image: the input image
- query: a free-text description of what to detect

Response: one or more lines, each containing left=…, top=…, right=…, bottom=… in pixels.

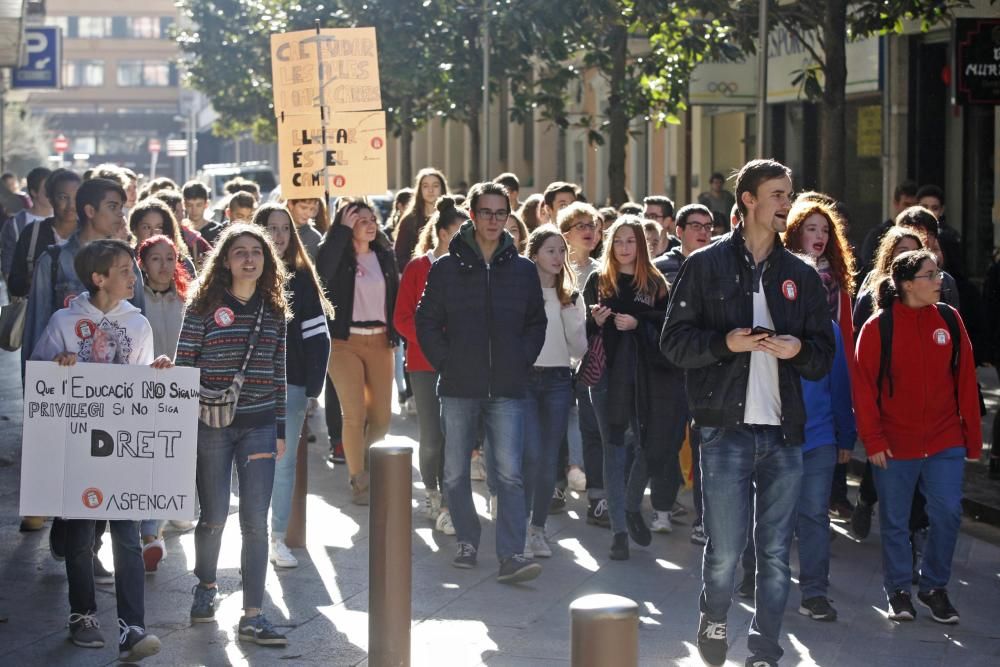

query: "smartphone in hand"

left=751, top=325, right=775, bottom=337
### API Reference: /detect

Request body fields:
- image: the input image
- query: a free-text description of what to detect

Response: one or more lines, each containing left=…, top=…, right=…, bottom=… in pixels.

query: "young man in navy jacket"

left=416, top=181, right=547, bottom=584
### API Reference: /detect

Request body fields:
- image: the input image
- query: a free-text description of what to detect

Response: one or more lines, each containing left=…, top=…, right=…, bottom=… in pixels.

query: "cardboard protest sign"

left=20, top=361, right=201, bottom=520
left=277, top=109, right=388, bottom=199
left=271, top=27, right=382, bottom=116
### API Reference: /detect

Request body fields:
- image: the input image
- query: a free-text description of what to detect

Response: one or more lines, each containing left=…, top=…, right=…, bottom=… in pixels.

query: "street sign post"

left=53, top=135, right=69, bottom=164
left=13, top=27, right=62, bottom=89
left=149, top=139, right=162, bottom=179
left=166, top=139, right=187, bottom=157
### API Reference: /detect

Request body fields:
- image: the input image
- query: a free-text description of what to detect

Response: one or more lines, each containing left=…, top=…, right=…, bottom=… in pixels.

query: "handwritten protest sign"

left=277, top=109, right=388, bottom=199
left=20, top=361, right=200, bottom=520
left=271, top=27, right=382, bottom=116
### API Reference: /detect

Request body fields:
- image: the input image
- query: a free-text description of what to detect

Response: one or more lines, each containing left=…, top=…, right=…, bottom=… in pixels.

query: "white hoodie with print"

left=31, top=291, right=154, bottom=365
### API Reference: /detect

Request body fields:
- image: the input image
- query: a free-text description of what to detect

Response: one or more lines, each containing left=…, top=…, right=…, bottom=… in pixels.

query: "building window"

left=117, top=61, right=175, bottom=87
left=127, top=17, right=160, bottom=39
left=64, top=60, right=105, bottom=87
left=44, top=16, right=69, bottom=34
left=77, top=17, right=113, bottom=38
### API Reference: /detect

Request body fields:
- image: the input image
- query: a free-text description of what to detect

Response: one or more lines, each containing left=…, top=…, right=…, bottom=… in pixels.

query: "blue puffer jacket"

left=801, top=322, right=856, bottom=454
left=415, top=221, right=547, bottom=399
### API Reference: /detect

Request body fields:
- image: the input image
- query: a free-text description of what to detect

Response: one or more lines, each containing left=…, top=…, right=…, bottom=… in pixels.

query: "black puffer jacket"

left=659, top=228, right=835, bottom=445
left=416, top=221, right=546, bottom=399
left=315, top=224, right=400, bottom=344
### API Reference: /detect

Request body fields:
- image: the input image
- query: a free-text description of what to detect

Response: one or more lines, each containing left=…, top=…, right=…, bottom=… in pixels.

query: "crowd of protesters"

left=0, top=158, right=992, bottom=665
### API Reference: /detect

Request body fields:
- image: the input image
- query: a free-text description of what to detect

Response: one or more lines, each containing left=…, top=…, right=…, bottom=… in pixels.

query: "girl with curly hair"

left=175, top=223, right=291, bottom=646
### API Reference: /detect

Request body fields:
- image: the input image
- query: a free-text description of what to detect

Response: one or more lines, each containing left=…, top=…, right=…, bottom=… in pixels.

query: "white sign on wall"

left=20, top=362, right=201, bottom=521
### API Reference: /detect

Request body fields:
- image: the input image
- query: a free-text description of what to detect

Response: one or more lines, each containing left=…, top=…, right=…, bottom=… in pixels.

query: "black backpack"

left=876, top=302, right=960, bottom=407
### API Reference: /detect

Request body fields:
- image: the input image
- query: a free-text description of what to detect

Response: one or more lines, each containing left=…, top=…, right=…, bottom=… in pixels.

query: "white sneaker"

left=425, top=490, right=442, bottom=520
left=435, top=510, right=456, bottom=536
left=650, top=510, right=673, bottom=534
left=567, top=467, right=587, bottom=492
left=489, top=495, right=498, bottom=521
left=470, top=454, right=487, bottom=481
left=168, top=520, right=195, bottom=531
left=269, top=538, right=299, bottom=568
left=527, top=525, right=552, bottom=558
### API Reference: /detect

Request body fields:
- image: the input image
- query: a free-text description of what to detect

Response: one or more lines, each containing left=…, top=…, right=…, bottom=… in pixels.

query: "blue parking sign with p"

left=13, top=27, right=62, bottom=89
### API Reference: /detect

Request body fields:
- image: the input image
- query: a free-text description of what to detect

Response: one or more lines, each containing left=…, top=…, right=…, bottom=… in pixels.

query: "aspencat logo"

left=81, top=487, right=103, bottom=509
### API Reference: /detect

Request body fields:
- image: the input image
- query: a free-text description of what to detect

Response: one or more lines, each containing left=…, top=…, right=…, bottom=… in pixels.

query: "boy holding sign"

left=31, top=239, right=172, bottom=662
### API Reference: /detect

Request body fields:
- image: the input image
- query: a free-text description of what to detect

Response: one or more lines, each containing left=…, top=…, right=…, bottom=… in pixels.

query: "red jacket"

left=393, top=253, right=434, bottom=372
left=853, top=301, right=982, bottom=461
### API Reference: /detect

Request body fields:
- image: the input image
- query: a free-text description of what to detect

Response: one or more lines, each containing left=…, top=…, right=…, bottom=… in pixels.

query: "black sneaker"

left=609, top=531, right=629, bottom=560
left=625, top=510, right=651, bottom=547
left=549, top=488, right=567, bottom=514
left=798, top=596, right=838, bottom=621
left=917, top=589, right=960, bottom=624
left=93, top=556, right=114, bottom=585
left=49, top=518, right=67, bottom=561
left=828, top=498, right=854, bottom=521
left=737, top=573, right=755, bottom=599
left=452, top=542, right=477, bottom=569
left=850, top=500, right=873, bottom=540
left=497, top=554, right=542, bottom=584
left=68, top=612, right=104, bottom=648
left=690, top=522, right=708, bottom=546
left=118, top=620, right=161, bottom=662
left=587, top=498, right=610, bottom=528
left=696, top=613, right=728, bottom=667
left=190, top=584, right=218, bottom=623
left=887, top=589, right=916, bottom=621
left=237, top=614, right=288, bottom=646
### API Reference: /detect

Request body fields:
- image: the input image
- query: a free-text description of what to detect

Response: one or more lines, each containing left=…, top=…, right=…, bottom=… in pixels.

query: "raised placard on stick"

left=271, top=27, right=382, bottom=116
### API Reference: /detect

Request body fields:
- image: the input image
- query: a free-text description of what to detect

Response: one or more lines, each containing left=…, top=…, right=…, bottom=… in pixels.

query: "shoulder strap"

left=25, top=220, right=42, bottom=276
left=236, top=300, right=267, bottom=378
left=876, top=307, right=893, bottom=407
left=48, top=245, right=61, bottom=306
left=935, top=303, right=960, bottom=375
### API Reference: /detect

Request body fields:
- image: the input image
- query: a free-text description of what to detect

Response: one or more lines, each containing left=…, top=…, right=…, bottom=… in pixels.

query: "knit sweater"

left=175, top=290, right=287, bottom=438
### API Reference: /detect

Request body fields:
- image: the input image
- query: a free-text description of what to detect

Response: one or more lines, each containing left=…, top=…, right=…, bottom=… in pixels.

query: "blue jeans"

left=872, top=446, right=965, bottom=594
left=699, top=425, right=803, bottom=663
left=441, top=396, right=526, bottom=562
left=195, top=423, right=276, bottom=611
left=796, top=445, right=837, bottom=600
left=588, top=376, right=633, bottom=534
left=522, top=367, right=574, bottom=528
left=271, top=384, right=308, bottom=537
left=65, top=519, right=144, bottom=627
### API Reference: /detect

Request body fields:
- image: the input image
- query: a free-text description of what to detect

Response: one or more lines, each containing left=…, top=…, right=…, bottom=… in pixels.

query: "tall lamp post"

left=755, top=0, right=769, bottom=158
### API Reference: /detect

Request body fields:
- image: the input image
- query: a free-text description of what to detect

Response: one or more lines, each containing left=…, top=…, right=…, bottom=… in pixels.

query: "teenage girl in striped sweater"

left=176, top=223, right=291, bottom=647
left=253, top=203, right=333, bottom=569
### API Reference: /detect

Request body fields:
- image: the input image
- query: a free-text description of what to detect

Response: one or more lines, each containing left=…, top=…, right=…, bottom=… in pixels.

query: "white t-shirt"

left=743, top=272, right=781, bottom=425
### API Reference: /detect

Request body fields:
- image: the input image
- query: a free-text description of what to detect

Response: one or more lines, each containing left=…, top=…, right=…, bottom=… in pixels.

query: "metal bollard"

left=368, top=443, right=413, bottom=667
left=284, top=423, right=310, bottom=548
left=569, top=594, right=639, bottom=667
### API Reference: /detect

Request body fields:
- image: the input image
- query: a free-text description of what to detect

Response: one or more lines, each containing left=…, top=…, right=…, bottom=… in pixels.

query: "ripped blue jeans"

left=194, top=422, right=276, bottom=611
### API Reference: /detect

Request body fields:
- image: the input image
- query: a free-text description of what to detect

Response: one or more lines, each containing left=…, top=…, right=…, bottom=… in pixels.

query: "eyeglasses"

left=645, top=212, right=664, bottom=221
left=913, top=270, right=944, bottom=281
left=682, top=222, right=714, bottom=233
left=476, top=209, right=509, bottom=222
left=571, top=221, right=597, bottom=232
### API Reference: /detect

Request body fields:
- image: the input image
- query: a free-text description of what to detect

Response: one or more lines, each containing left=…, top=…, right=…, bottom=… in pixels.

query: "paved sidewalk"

left=1, top=348, right=999, bottom=665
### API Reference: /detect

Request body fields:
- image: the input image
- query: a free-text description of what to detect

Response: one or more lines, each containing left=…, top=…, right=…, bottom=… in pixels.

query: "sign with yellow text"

left=271, top=27, right=382, bottom=116
left=277, top=110, right=388, bottom=198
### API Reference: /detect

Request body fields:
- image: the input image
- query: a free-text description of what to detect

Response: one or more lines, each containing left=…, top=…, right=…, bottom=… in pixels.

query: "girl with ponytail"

left=853, top=249, right=981, bottom=623
left=394, top=196, right=468, bottom=534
